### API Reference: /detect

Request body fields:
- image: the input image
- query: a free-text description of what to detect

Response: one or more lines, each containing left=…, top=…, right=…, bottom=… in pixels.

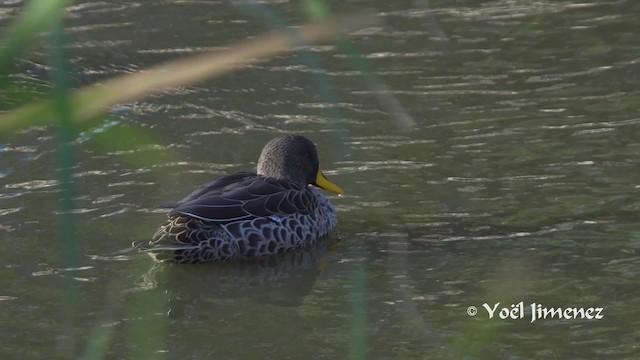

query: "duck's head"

left=257, top=135, right=344, bottom=195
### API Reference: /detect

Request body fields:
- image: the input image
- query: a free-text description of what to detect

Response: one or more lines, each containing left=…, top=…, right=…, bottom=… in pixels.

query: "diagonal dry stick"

left=0, top=13, right=381, bottom=132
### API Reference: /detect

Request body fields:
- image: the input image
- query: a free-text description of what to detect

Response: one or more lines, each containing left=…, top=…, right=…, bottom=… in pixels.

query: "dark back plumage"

left=165, top=174, right=317, bottom=223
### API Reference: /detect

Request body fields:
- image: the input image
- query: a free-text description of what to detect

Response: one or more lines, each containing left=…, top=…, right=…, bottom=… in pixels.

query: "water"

left=1, top=0, right=640, bottom=358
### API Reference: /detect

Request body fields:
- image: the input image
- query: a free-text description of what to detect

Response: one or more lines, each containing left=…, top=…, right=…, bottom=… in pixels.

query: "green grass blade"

left=0, top=0, right=71, bottom=74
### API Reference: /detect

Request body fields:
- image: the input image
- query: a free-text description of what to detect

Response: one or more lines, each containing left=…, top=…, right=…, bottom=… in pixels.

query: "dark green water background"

left=1, top=0, right=639, bottom=358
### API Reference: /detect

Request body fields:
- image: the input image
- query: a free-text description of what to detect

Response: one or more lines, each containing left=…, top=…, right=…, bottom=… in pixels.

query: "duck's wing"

left=159, top=172, right=257, bottom=208
left=166, top=174, right=317, bottom=223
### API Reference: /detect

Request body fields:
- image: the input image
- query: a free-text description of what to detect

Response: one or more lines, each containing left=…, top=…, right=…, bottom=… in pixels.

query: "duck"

left=133, top=135, right=344, bottom=263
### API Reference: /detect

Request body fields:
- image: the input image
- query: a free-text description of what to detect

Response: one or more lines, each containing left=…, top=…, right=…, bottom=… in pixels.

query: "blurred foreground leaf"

left=91, top=125, right=172, bottom=167
left=303, top=0, right=416, bottom=129
left=0, top=13, right=381, bottom=133
left=0, top=0, right=70, bottom=75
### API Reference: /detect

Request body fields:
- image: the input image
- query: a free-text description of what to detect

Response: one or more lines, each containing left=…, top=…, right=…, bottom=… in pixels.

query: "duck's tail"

left=132, top=240, right=201, bottom=264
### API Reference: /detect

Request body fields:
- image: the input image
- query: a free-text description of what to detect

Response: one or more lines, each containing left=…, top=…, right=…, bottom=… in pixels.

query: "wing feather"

left=166, top=173, right=310, bottom=223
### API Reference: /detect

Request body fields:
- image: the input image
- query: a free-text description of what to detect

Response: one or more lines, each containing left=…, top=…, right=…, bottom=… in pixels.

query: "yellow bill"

left=315, top=169, right=344, bottom=195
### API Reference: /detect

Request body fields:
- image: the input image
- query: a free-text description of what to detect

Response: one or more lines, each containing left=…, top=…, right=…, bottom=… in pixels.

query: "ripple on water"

left=4, top=179, right=58, bottom=190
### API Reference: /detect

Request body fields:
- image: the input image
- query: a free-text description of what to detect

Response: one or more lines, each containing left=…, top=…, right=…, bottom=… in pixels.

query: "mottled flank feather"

left=133, top=135, right=342, bottom=263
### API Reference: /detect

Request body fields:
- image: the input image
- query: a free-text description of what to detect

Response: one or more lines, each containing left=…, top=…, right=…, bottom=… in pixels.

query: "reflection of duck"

left=136, top=236, right=335, bottom=307
left=134, top=135, right=343, bottom=263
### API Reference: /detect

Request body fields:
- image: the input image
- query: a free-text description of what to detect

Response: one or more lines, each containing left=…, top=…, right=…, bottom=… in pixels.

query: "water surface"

left=1, top=0, right=639, bottom=358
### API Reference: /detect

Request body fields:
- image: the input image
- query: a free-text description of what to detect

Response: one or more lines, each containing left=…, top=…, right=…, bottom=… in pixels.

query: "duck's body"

left=134, top=135, right=343, bottom=264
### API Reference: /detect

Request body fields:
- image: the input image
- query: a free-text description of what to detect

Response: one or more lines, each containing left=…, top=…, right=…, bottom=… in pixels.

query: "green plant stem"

left=0, top=0, right=70, bottom=75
